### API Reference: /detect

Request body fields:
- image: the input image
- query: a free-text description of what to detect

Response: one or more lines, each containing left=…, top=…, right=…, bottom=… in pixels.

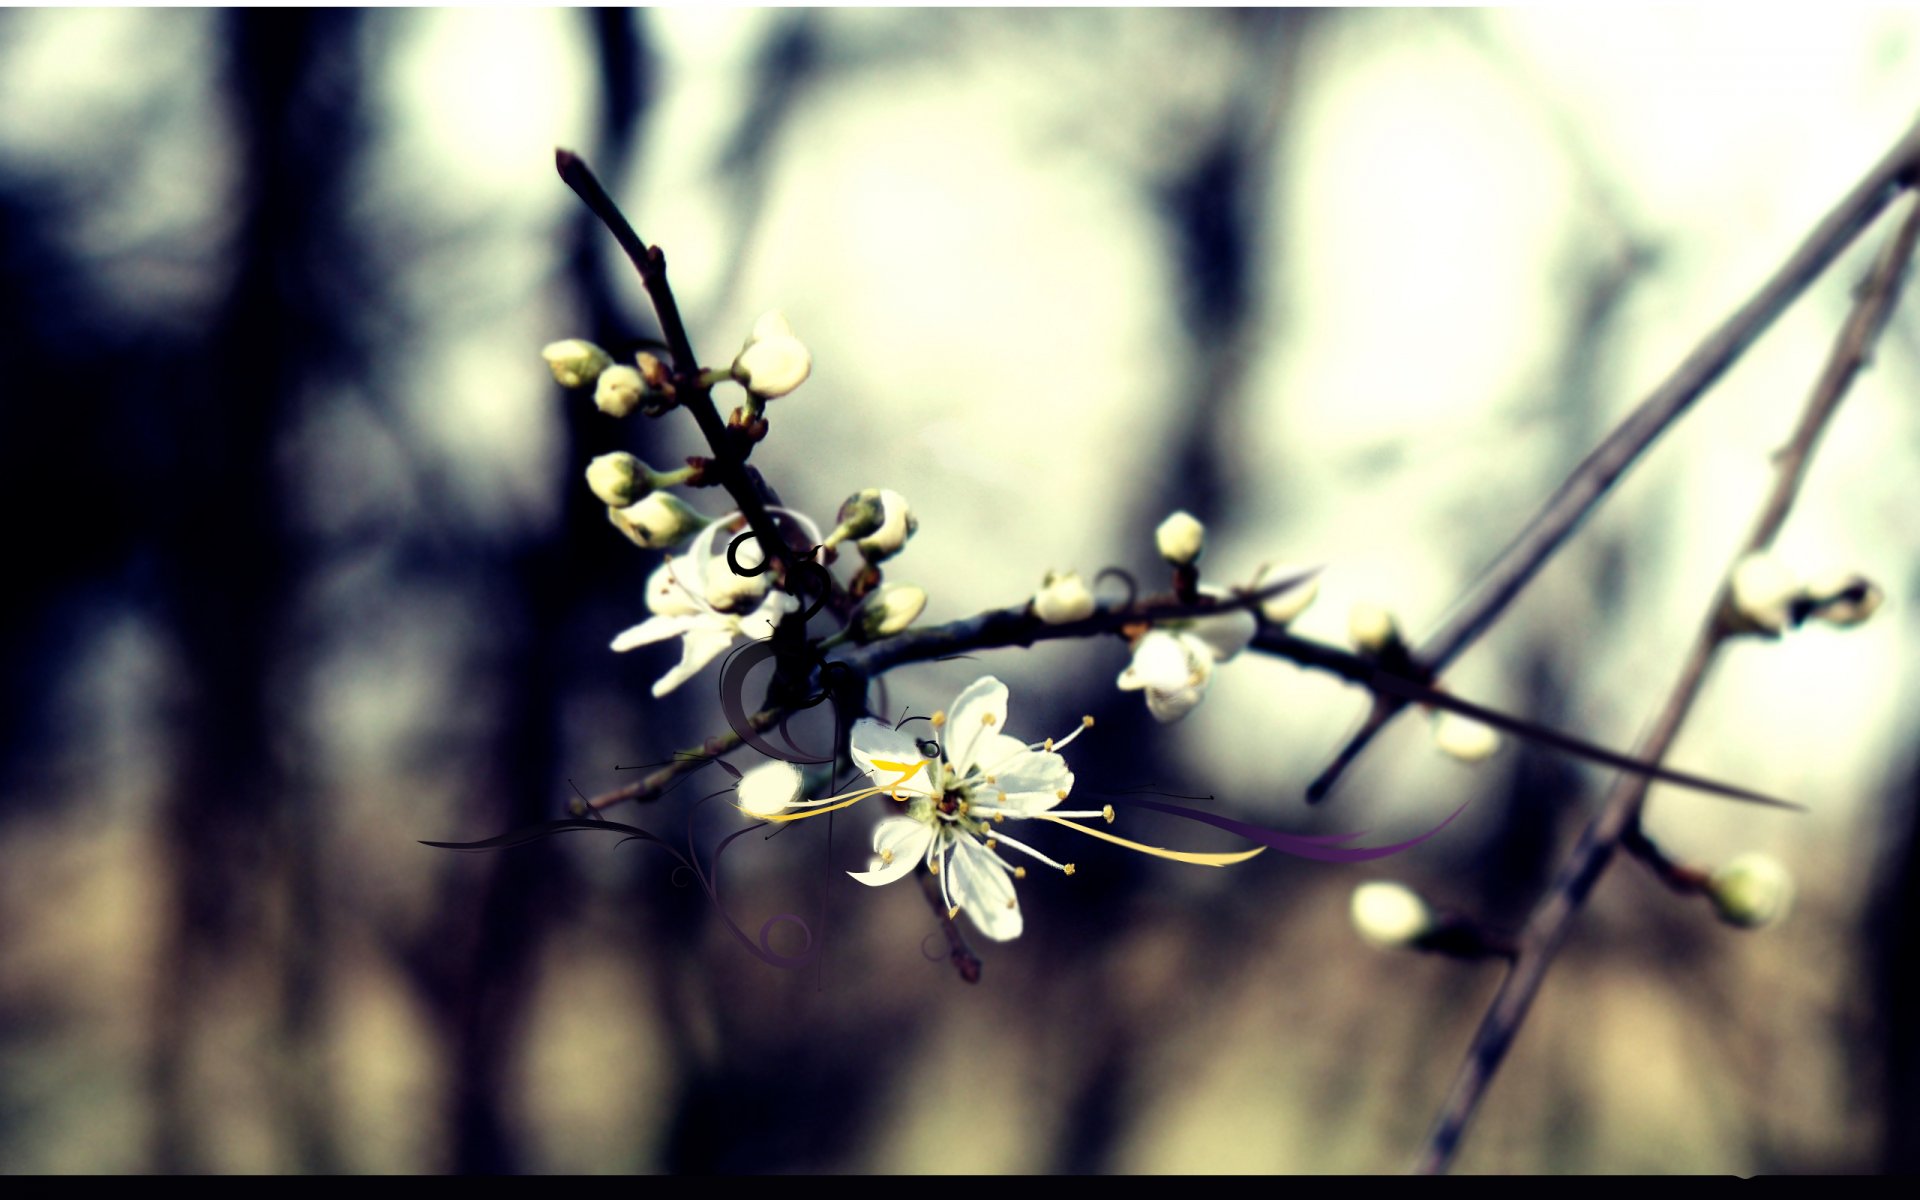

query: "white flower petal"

left=1187, top=608, right=1256, bottom=663
left=1145, top=682, right=1206, bottom=723
left=945, top=677, right=1011, bottom=775
left=979, top=750, right=1074, bottom=816
left=949, top=834, right=1022, bottom=941
left=849, top=719, right=938, bottom=797
left=1119, top=631, right=1191, bottom=692
left=645, top=561, right=705, bottom=617
left=847, top=817, right=934, bottom=886
left=736, top=590, right=801, bottom=640
left=651, top=626, right=737, bottom=697
left=610, top=613, right=703, bottom=652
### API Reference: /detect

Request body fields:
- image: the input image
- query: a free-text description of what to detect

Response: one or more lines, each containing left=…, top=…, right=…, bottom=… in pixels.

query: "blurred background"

left=4, top=6, right=1920, bottom=1174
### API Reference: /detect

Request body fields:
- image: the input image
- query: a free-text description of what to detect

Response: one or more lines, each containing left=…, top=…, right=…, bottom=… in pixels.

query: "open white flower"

left=609, top=510, right=819, bottom=697
left=841, top=677, right=1102, bottom=941
left=1116, top=597, right=1257, bottom=723
left=736, top=760, right=804, bottom=818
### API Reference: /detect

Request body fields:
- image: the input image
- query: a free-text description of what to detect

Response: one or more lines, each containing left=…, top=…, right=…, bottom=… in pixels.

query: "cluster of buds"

left=1726, top=551, right=1885, bottom=637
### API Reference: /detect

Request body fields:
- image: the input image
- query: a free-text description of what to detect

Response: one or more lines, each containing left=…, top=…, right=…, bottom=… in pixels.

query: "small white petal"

left=652, top=627, right=736, bottom=697
left=610, top=613, right=702, bottom=653
left=1120, top=632, right=1193, bottom=692
left=948, top=834, right=1023, bottom=941
left=848, top=817, right=934, bottom=886
left=849, top=719, right=937, bottom=797
left=1033, top=570, right=1096, bottom=624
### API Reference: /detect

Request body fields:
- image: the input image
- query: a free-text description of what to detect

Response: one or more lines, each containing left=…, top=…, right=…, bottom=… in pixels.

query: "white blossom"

left=1116, top=596, right=1256, bottom=723
left=609, top=511, right=820, bottom=697
left=840, top=677, right=1100, bottom=942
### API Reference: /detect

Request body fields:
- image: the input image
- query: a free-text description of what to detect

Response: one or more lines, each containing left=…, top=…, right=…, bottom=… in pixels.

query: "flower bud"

left=585, top=452, right=653, bottom=509
left=1804, top=569, right=1884, bottom=628
left=1432, top=711, right=1499, bottom=763
left=736, top=760, right=803, bottom=818
left=856, top=489, right=916, bottom=563
left=1707, top=853, right=1793, bottom=929
left=825, top=488, right=886, bottom=550
left=854, top=582, right=927, bottom=640
left=541, top=339, right=614, bottom=389
left=1155, top=511, right=1205, bottom=566
left=1348, top=602, right=1399, bottom=655
left=594, top=364, right=645, bottom=418
left=608, top=492, right=706, bottom=552
left=1252, top=564, right=1319, bottom=625
left=1033, top=570, right=1096, bottom=625
left=1728, top=552, right=1802, bottom=636
left=1350, top=881, right=1434, bottom=949
left=635, top=351, right=671, bottom=391
left=731, top=310, right=812, bottom=398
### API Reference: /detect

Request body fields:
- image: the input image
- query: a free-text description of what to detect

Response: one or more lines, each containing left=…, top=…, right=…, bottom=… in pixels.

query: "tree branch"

left=1412, top=185, right=1920, bottom=1175
left=1308, top=114, right=1920, bottom=802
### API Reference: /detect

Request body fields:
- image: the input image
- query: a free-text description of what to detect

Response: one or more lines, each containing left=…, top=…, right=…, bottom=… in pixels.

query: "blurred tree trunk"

left=148, top=8, right=363, bottom=1173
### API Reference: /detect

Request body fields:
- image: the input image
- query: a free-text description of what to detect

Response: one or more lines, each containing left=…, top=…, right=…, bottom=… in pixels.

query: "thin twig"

left=837, top=595, right=1794, bottom=810
left=576, top=706, right=789, bottom=812
left=1412, top=187, right=1920, bottom=1175
left=1308, top=114, right=1920, bottom=802
left=555, top=149, right=797, bottom=584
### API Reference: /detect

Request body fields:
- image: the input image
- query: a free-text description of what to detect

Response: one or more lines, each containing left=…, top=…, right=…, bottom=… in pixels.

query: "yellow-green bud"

left=594, top=364, right=645, bottom=418
left=608, top=492, right=705, bottom=551
left=1707, top=853, right=1793, bottom=929
left=855, top=582, right=927, bottom=640
left=1155, top=511, right=1205, bottom=566
left=541, top=338, right=614, bottom=389
left=585, top=452, right=652, bottom=509
left=1350, top=881, right=1434, bottom=949
left=1033, top=570, right=1096, bottom=625
left=855, top=489, right=916, bottom=563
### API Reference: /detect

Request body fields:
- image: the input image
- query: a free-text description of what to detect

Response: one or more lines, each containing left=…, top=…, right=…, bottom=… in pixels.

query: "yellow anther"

left=948, top=906, right=960, bottom=919
left=1013, top=866, right=1027, bottom=879
left=1005, top=898, right=1016, bottom=910
left=982, top=713, right=997, bottom=727
left=1043, top=738, right=1054, bottom=751
left=998, top=791, right=1008, bottom=803
left=928, top=858, right=940, bottom=875
left=931, top=711, right=947, bottom=728
left=880, top=849, right=894, bottom=864
left=1063, top=863, right=1077, bottom=876
left=987, top=775, right=996, bottom=784
left=1056, top=789, right=1068, bottom=801
left=986, top=838, right=998, bottom=850
left=993, top=812, right=1006, bottom=824
left=1102, top=805, right=1115, bottom=824
left=1081, top=716, right=1094, bottom=728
